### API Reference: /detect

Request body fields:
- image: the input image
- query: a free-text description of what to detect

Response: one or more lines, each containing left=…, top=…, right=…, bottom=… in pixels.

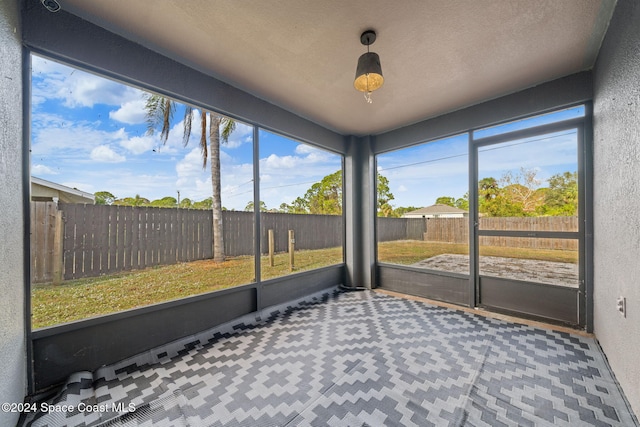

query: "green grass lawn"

left=32, top=247, right=343, bottom=329
left=377, top=240, right=578, bottom=265
left=32, top=242, right=576, bottom=329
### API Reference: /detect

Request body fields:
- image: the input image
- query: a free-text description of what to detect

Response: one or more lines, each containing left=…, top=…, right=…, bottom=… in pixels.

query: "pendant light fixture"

left=354, top=30, right=384, bottom=104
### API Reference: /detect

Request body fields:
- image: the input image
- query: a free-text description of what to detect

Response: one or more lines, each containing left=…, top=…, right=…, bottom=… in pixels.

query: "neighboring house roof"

left=404, top=204, right=468, bottom=216
left=31, top=176, right=95, bottom=204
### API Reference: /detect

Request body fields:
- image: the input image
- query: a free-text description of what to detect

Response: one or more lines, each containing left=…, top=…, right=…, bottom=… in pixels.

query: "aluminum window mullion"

left=477, top=230, right=580, bottom=239
left=472, top=117, right=584, bottom=147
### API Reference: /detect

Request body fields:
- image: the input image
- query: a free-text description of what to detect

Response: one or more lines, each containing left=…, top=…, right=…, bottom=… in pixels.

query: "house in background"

left=31, top=177, right=95, bottom=204
left=403, top=204, right=468, bottom=219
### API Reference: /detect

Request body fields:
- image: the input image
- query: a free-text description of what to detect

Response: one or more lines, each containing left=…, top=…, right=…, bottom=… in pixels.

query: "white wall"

left=0, top=0, right=27, bottom=425
left=593, top=0, right=640, bottom=416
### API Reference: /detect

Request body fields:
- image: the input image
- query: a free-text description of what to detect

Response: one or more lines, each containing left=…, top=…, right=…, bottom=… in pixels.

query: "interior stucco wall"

left=0, top=0, right=27, bottom=425
left=593, top=0, right=640, bottom=416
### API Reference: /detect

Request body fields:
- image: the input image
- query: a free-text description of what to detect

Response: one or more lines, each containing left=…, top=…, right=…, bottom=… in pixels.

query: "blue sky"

left=377, top=110, right=580, bottom=209
left=30, top=55, right=341, bottom=211
left=31, top=54, right=580, bottom=212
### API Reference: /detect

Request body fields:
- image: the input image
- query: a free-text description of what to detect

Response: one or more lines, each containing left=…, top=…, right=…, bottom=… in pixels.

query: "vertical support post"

left=288, top=229, right=295, bottom=271
left=344, top=136, right=375, bottom=289
left=268, top=229, right=275, bottom=267
left=468, top=131, right=479, bottom=308
left=52, top=210, right=64, bottom=284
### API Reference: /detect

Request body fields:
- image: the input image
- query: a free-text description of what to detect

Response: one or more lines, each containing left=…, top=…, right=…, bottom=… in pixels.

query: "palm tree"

left=145, top=94, right=235, bottom=263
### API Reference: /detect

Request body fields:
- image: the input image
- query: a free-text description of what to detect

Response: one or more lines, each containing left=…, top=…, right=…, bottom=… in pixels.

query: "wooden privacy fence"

left=377, top=217, right=427, bottom=242
left=61, top=203, right=213, bottom=281
left=424, top=217, right=579, bottom=250
left=30, top=203, right=346, bottom=283
left=31, top=202, right=579, bottom=283
left=221, top=211, right=343, bottom=256
left=260, top=212, right=343, bottom=254
left=31, top=202, right=63, bottom=284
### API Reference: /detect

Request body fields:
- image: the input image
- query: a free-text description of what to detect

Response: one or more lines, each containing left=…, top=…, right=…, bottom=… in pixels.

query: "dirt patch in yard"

left=412, top=254, right=579, bottom=288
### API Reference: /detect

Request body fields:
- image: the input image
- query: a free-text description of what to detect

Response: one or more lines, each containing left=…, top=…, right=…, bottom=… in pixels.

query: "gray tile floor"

left=24, top=289, right=638, bottom=426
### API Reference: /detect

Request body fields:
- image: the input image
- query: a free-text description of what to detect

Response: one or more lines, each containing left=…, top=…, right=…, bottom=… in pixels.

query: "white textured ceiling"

left=58, top=0, right=615, bottom=136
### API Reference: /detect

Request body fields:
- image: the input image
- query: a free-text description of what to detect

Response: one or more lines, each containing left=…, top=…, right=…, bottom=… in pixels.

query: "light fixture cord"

left=363, top=35, right=374, bottom=103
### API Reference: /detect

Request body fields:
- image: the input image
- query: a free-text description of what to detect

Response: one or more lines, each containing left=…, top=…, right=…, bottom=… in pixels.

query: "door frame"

left=468, top=111, right=591, bottom=329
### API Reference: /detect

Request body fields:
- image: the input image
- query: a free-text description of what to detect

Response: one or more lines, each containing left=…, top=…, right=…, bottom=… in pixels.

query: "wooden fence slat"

left=167, top=208, right=176, bottom=264
left=34, top=202, right=46, bottom=282
left=138, top=208, right=147, bottom=269
left=93, top=204, right=104, bottom=275
left=163, top=208, right=171, bottom=264
left=87, top=205, right=98, bottom=276
left=62, top=204, right=74, bottom=280
left=74, top=205, right=88, bottom=279
left=187, top=209, right=193, bottom=260
left=176, top=208, right=183, bottom=263
left=156, top=208, right=164, bottom=265
left=130, top=207, right=140, bottom=270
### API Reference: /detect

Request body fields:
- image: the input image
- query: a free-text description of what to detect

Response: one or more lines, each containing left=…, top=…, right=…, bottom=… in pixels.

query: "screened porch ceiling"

left=57, top=0, right=615, bottom=136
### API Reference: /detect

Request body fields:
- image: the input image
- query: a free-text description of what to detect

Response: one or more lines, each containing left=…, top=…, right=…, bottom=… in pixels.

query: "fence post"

left=268, top=229, right=275, bottom=267
left=288, top=229, right=295, bottom=271
left=52, top=210, right=64, bottom=284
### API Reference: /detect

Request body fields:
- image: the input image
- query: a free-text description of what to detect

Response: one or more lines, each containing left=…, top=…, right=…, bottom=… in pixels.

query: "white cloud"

left=31, top=113, right=129, bottom=158
left=109, top=99, right=147, bottom=124
left=32, top=164, right=58, bottom=176
left=263, top=153, right=298, bottom=170
left=176, top=148, right=205, bottom=184
left=223, top=122, right=253, bottom=149
left=120, top=135, right=155, bottom=155
left=90, top=145, right=126, bottom=163
left=173, top=146, right=258, bottom=210
left=397, top=185, right=408, bottom=192
left=31, top=55, right=144, bottom=108
left=81, top=169, right=176, bottom=201
left=294, top=144, right=318, bottom=155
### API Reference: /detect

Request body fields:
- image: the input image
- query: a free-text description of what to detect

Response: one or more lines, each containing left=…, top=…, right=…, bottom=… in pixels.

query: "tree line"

left=435, top=168, right=578, bottom=217
left=94, top=191, right=214, bottom=210
left=96, top=167, right=577, bottom=219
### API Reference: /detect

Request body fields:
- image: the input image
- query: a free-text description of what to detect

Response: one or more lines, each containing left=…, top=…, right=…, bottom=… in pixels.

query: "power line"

left=477, top=130, right=576, bottom=154
left=224, top=178, right=321, bottom=199
left=378, top=130, right=576, bottom=172
left=378, top=152, right=468, bottom=172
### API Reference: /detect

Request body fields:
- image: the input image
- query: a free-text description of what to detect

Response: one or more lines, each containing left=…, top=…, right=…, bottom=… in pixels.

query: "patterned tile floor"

left=24, top=289, right=638, bottom=426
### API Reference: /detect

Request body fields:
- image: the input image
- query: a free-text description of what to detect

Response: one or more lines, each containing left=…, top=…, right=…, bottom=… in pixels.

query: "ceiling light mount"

left=360, top=30, right=377, bottom=46
left=354, top=29, right=384, bottom=104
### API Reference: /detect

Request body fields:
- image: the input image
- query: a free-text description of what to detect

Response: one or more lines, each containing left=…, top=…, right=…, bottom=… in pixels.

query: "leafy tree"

left=435, top=196, right=455, bottom=207
left=500, top=168, right=544, bottom=214
left=285, top=169, right=394, bottom=216
left=279, top=197, right=308, bottom=214
left=434, top=195, right=469, bottom=211
left=304, top=170, right=343, bottom=215
left=94, top=191, right=116, bottom=205
left=393, top=206, right=420, bottom=217
left=145, top=94, right=235, bottom=263
left=454, top=194, right=469, bottom=211
left=179, top=198, right=192, bottom=209
left=149, top=196, right=177, bottom=208
left=478, top=177, right=499, bottom=201
left=245, top=200, right=267, bottom=212
left=192, top=197, right=212, bottom=210
left=428, top=169, right=577, bottom=218
left=540, top=171, right=578, bottom=216
left=114, top=194, right=149, bottom=207
left=376, top=173, right=395, bottom=216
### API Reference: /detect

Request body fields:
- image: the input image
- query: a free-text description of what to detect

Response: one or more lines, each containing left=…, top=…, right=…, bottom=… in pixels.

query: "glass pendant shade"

left=354, top=52, right=384, bottom=92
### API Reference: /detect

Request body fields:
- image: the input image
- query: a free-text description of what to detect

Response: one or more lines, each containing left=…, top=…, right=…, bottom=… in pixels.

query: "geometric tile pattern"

left=23, top=289, right=638, bottom=427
